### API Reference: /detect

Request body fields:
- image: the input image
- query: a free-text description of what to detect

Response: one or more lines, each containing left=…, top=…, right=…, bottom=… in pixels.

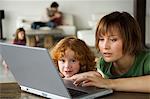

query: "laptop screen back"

left=0, top=43, right=70, bottom=98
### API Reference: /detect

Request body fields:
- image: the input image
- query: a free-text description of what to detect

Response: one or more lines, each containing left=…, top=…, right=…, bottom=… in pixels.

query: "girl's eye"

left=71, top=59, right=76, bottom=62
left=59, top=59, right=65, bottom=62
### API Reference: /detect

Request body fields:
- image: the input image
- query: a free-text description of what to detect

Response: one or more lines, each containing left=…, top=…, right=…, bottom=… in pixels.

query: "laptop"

left=0, top=42, right=113, bottom=99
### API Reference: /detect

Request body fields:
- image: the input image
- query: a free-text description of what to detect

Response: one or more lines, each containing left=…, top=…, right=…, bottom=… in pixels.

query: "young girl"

left=13, top=27, right=26, bottom=45
left=50, top=37, right=96, bottom=78
left=70, top=11, right=150, bottom=93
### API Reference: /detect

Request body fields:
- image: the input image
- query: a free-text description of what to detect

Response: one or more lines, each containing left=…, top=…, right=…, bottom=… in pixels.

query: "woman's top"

left=97, top=50, right=150, bottom=79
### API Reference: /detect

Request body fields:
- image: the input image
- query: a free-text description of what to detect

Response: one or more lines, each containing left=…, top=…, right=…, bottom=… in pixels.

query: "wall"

left=0, top=0, right=134, bottom=39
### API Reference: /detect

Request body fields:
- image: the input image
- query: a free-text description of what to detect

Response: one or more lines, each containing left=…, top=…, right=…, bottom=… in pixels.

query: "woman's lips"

left=103, top=53, right=112, bottom=57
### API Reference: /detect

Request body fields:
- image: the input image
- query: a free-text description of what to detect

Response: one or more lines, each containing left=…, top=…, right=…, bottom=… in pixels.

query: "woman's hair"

left=14, top=27, right=26, bottom=42
left=95, top=11, right=144, bottom=55
left=51, top=37, right=96, bottom=73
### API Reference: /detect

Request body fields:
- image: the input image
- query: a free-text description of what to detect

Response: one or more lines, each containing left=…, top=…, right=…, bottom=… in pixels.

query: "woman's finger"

left=73, top=76, right=89, bottom=86
left=82, top=81, right=94, bottom=87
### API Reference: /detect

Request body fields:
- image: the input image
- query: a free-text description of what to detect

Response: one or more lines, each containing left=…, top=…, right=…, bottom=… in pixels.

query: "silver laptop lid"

left=0, top=43, right=71, bottom=98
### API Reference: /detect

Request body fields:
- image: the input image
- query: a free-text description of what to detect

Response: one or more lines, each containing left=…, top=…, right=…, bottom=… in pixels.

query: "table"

left=25, top=28, right=64, bottom=48
left=0, top=83, right=149, bottom=99
left=0, top=65, right=149, bottom=99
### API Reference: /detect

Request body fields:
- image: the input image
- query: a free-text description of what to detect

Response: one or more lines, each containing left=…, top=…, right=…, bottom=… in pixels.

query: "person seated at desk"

left=50, top=37, right=97, bottom=78
left=69, top=11, right=150, bottom=93
left=13, top=27, right=26, bottom=46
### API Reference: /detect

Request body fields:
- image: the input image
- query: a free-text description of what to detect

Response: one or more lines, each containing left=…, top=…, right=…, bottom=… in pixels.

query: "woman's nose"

left=103, top=40, right=110, bottom=49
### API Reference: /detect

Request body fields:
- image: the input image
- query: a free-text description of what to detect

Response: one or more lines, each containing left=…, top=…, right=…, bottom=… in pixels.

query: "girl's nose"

left=64, top=62, right=71, bottom=68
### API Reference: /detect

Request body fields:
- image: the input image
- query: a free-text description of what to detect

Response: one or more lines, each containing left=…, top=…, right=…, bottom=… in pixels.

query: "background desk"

left=0, top=65, right=149, bottom=99
left=25, top=28, right=64, bottom=48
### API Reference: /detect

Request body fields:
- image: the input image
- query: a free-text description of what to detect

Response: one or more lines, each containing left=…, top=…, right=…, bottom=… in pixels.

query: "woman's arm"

left=72, top=73, right=150, bottom=93
left=109, top=75, right=150, bottom=93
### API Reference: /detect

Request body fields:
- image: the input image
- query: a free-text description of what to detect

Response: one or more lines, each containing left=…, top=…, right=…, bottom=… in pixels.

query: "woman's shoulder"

left=138, top=50, right=150, bottom=58
left=138, top=50, right=150, bottom=75
left=136, top=50, right=150, bottom=67
left=143, top=50, right=150, bottom=61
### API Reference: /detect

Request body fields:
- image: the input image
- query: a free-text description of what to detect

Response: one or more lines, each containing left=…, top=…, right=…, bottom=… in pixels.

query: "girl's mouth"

left=65, top=71, right=72, bottom=73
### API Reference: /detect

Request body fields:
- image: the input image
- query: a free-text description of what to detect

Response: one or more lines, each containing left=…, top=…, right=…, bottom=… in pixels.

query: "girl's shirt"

left=97, top=50, right=150, bottom=79
left=13, top=40, right=26, bottom=46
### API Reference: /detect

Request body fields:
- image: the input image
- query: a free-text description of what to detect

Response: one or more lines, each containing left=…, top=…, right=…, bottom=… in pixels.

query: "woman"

left=70, top=11, right=150, bottom=93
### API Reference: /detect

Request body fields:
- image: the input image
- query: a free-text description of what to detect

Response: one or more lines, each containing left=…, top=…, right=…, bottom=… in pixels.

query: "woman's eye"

left=99, top=38, right=104, bottom=41
left=110, top=38, right=117, bottom=42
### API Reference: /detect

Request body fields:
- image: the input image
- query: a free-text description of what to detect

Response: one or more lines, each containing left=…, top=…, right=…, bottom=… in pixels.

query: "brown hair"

left=95, top=11, right=144, bottom=55
left=51, top=37, right=96, bottom=73
left=14, top=27, right=26, bottom=42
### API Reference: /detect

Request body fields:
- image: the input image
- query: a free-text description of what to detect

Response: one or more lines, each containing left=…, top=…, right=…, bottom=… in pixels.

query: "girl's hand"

left=59, top=72, right=64, bottom=78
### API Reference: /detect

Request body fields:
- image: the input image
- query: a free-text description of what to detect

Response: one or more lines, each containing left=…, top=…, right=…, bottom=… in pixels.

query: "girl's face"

left=18, top=31, right=25, bottom=40
left=98, top=32, right=123, bottom=62
left=58, top=48, right=80, bottom=78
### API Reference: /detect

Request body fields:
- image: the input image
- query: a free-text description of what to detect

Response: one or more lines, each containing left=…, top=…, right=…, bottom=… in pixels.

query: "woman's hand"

left=69, top=71, right=111, bottom=88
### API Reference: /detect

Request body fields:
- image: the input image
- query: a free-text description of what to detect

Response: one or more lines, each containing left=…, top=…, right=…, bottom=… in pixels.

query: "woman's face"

left=98, top=32, right=123, bottom=62
left=58, top=48, right=80, bottom=78
left=18, top=31, right=25, bottom=40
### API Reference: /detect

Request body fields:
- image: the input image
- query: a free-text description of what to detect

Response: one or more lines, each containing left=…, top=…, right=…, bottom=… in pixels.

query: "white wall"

left=0, top=0, right=134, bottom=39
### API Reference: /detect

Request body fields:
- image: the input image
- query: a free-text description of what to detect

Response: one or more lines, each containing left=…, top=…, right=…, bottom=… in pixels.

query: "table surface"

left=0, top=64, right=149, bottom=99
left=25, top=28, right=63, bottom=36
